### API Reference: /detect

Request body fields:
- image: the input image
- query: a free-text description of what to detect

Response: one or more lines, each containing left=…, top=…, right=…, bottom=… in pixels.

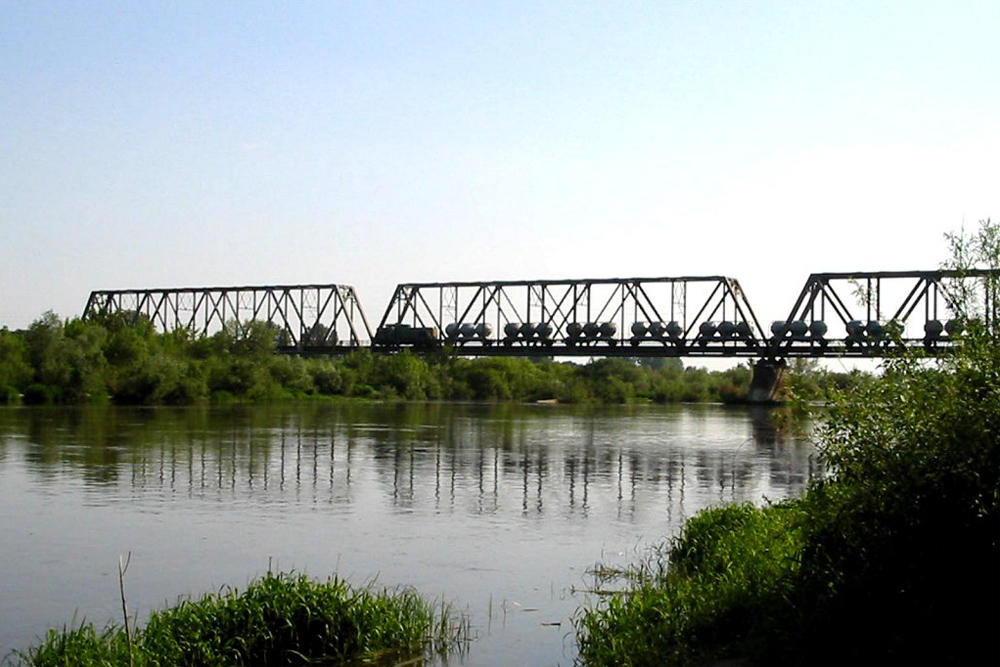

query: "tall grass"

left=576, top=502, right=806, bottom=666
left=9, top=572, right=468, bottom=666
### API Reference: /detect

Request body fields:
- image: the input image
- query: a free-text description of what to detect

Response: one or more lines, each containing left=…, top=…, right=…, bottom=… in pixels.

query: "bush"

left=791, top=330, right=1000, bottom=665
left=310, top=360, right=345, bottom=395
left=0, top=328, right=32, bottom=393
left=268, top=356, right=315, bottom=396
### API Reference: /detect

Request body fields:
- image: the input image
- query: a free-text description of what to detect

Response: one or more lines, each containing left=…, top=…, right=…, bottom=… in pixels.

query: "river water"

left=0, top=402, right=817, bottom=665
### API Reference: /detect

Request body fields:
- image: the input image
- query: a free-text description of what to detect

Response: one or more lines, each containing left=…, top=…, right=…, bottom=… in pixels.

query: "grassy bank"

left=577, top=502, right=808, bottom=665
left=8, top=572, right=467, bottom=667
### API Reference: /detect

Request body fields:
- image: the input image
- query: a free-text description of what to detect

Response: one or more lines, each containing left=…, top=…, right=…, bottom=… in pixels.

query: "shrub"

left=791, top=330, right=1000, bottom=665
left=309, top=360, right=345, bottom=395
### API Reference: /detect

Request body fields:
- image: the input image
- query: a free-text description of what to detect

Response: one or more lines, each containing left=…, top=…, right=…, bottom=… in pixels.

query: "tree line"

left=0, top=311, right=862, bottom=406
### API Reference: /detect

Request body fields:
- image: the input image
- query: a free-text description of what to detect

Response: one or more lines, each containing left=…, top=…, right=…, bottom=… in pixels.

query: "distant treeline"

left=0, top=312, right=867, bottom=406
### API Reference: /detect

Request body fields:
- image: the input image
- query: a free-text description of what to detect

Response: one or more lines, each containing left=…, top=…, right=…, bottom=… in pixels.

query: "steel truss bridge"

left=83, top=269, right=998, bottom=359
left=83, top=284, right=371, bottom=352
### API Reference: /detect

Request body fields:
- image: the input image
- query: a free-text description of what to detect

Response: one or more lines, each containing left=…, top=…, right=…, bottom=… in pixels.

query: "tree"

left=21, top=313, right=108, bottom=402
left=793, top=220, right=1000, bottom=665
left=0, top=327, right=31, bottom=401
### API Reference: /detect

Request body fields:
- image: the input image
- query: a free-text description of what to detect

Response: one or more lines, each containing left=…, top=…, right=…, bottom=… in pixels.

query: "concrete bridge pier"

left=748, top=358, right=787, bottom=404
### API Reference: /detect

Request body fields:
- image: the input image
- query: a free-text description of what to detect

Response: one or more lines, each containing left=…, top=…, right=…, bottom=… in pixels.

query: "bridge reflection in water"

left=0, top=402, right=820, bottom=665
left=5, top=402, right=818, bottom=523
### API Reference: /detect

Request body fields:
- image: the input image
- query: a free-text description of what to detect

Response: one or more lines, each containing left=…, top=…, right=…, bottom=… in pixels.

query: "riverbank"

left=0, top=312, right=865, bottom=407
left=576, top=325, right=1000, bottom=665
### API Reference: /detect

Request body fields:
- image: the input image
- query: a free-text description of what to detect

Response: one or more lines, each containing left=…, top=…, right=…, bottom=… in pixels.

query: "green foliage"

left=267, top=356, right=315, bottom=396
left=714, top=364, right=752, bottom=403
left=0, top=327, right=31, bottom=403
left=20, top=313, right=109, bottom=403
left=791, top=326, right=1000, bottom=665
left=3, top=313, right=857, bottom=406
left=582, top=359, right=638, bottom=403
left=784, top=358, right=872, bottom=403
left=374, top=351, right=438, bottom=399
left=12, top=622, right=129, bottom=667
left=786, top=221, right=1000, bottom=665
left=10, top=572, right=466, bottom=667
left=577, top=220, right=1000, bottom=666
left=577, top=502, right=806, bottom=666
left=229, top=320, right=280, bottom=358
left=308, top=359, right=345, bottom=395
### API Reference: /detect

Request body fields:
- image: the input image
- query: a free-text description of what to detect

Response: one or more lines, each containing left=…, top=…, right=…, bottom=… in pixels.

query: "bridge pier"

left=748, top=359, right=787, bottom=404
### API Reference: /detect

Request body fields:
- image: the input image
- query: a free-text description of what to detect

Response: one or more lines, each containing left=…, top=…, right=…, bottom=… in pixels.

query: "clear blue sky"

left=2, top=1, right=998, bottom=330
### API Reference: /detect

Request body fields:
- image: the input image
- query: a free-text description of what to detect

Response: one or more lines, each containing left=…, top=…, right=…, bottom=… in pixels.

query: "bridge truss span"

left=768, top=269, right=1000, bottom=357
left=83, top=284, right=373, bottom=352
left=373, top=276, right=768, bottom=357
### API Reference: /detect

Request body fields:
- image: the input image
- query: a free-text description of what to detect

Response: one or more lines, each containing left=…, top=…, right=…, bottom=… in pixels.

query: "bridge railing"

left=83, top=284, right=373, bottom=351
left=372, top=276, right=768, bottom=357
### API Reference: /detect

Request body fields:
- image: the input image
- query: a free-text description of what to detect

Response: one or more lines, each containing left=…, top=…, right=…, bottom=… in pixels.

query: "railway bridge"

left=84, top=269, right=998, bottom=401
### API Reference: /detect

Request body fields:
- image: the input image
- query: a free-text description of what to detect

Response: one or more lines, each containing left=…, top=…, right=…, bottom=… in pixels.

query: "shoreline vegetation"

left=0, top=311, right=864, bottom=407
left=6, top=571, right=468, bottom=667
left=576, top=221, right=1000, bottom=666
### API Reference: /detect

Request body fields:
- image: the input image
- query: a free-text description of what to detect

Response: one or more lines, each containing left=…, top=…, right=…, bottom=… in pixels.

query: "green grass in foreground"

left=9, top=572, right=468, bottom=667
left=576, top=502, right=806, bottom=666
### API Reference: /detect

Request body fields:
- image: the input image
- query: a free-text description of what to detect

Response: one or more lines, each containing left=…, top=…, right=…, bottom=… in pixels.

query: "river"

left=0, top=401, right=817, bottom=665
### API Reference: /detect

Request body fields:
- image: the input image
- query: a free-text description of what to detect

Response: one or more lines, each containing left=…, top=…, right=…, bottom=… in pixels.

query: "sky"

left=2, top=1, right=999, bottom=333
